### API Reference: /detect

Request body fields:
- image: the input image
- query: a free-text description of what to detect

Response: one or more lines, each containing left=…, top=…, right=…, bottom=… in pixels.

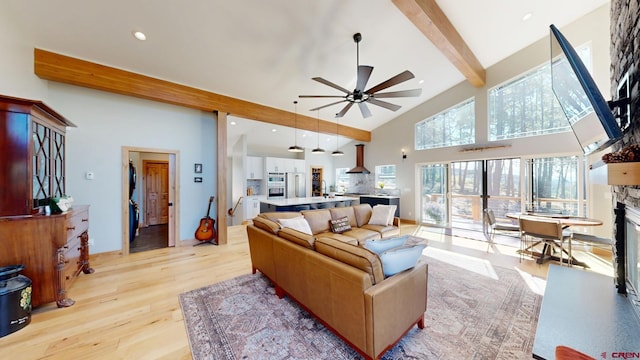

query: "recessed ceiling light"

left=133, top=31, right=147, bottom=41
left=418, top=79, right=425, bottom=85
left=230, top=121, right=236, bottom=125
left=522, top=12, right=533, bottom=22
left=271, top=128, right=277, bottom=132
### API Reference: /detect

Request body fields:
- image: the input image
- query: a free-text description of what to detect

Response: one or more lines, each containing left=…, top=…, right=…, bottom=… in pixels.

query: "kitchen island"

left=260, top=196, right=359, bottom=212
left=359, top=195, right=400, bottom=217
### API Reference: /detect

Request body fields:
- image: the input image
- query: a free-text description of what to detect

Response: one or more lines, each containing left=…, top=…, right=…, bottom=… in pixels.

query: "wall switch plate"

left=86, top=171, right=94, bottom=180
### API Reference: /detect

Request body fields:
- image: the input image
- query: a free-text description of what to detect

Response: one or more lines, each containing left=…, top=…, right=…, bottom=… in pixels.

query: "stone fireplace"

left=609, top=1, right=640, bottom=306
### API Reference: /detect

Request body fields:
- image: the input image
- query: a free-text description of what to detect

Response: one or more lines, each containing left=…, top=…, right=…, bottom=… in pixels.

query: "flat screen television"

left=550, top=24, right=623, bottom=155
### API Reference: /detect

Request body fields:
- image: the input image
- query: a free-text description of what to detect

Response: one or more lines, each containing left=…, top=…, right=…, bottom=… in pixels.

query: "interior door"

left=144, top=161, right=169, bottom=225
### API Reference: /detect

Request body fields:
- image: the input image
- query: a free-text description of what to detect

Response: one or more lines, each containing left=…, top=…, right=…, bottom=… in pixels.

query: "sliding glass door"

left=418, top=155, right=583, bottom=235
left=420, top=164, right=448, bottom=226
left=450, top=161, right=483, bottom=230
left=486, top=158, right=521, bottom=223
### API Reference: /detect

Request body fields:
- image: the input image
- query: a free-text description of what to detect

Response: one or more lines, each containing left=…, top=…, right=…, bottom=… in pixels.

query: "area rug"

left=179, top=252, right=543, bottom=360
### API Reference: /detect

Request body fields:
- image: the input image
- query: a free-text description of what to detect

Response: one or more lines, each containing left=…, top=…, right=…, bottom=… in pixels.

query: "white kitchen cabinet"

left=244, top=195, right=265, bottom=220
left=265, top=157, right=305, bottom=174
left=247, top=156, right=264, bottom=179
left=265, top=157, right=284, bottom=173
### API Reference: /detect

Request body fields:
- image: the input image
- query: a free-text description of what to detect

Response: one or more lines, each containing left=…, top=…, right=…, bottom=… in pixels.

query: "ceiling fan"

left=299, top=32, right=422, bottom=118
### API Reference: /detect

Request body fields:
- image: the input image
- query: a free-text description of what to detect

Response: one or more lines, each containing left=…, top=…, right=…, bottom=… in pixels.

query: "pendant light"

left=311, top=109, right=325, bottom=154
left=288, top=100, right=304, bottom=153
left=331, top=114, right=344, bottom=157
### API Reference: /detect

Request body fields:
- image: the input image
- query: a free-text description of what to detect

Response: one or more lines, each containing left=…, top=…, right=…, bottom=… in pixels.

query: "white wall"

left=50, top=83, right=217, bottom=253
left=367, top=4, right=612, bottom=223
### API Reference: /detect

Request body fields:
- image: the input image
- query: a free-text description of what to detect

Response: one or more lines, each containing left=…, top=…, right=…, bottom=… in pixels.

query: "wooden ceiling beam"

left=392, top=0, right=486, bottom=87
left=33, top=49, right=370, bottom=142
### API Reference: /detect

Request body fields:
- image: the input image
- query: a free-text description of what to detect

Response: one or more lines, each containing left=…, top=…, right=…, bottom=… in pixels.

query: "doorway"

left=122, top=147, right=179, bottom=255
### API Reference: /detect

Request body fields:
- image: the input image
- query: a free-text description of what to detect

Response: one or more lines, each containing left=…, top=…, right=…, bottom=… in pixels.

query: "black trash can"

left=0, top=265, right=32, bottom=337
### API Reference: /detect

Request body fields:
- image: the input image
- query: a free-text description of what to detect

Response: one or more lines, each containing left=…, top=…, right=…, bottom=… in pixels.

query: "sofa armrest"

left=363, top=260, right=428, bottom=358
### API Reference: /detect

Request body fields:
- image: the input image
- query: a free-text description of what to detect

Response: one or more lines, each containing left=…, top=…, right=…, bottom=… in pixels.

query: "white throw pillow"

left=368, top=205, right=390, bottom=226
left=278, top=216, right=312, bottom=235
left=370, top=205, right=396, bottom=226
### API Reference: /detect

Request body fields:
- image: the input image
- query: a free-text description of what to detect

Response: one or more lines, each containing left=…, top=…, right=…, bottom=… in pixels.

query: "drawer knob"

left=67, top=226, right=76, bottom=231
left=82, top=218, right=88, bottom=222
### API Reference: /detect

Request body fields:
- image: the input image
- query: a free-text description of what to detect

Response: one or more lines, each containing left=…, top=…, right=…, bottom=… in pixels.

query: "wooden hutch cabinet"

left=0, top=94, right=93, bottom=307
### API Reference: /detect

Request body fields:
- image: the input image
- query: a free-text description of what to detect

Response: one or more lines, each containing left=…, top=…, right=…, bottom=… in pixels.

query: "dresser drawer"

left=60, top=235, right=82, bottom=284
left=65, top=209, right=89, bottom=242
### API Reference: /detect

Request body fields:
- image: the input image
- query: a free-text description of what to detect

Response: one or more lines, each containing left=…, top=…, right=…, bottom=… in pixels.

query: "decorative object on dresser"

left=0, top=95, right=93, bottom=308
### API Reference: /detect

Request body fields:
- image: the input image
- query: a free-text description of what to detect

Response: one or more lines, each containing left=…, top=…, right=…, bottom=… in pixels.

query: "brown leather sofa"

left=246, top=204, right=428, bottom=360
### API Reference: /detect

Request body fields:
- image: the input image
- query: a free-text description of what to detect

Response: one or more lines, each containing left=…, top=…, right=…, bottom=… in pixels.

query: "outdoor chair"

left=484, top=209, right=519, bottom=250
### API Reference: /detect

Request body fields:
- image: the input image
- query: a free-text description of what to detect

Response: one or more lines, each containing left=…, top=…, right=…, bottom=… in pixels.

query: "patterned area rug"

left=179, top=250, right=543, bottom=360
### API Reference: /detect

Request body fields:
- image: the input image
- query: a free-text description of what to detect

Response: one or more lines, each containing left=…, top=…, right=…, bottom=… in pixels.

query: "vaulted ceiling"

left=5, top=0, right=609, bottom=151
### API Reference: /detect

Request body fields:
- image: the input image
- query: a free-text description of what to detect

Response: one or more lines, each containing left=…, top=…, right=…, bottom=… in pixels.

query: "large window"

left=415, top=98, right=475, bottom=150
left=375, top=165, right=396, bottom=190
left=526, top=156, right=581, bottom=216
left=489, top=45, right=592, bottom=141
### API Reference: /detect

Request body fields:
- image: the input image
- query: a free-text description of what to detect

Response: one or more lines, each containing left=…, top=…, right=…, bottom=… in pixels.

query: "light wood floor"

left=0, top=224, right=612, bottom=360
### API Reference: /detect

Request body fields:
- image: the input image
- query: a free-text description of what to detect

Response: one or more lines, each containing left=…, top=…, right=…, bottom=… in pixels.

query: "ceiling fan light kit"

left=299, top=32, right=422, bottom=118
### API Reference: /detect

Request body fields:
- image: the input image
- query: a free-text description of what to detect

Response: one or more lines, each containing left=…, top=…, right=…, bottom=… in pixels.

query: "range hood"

left=346, top=144, right=370, bottom=174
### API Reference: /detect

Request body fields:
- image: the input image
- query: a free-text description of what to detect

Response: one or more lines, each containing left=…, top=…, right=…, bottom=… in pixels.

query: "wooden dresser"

left=0, top=205, right=93, bottom=307
left=0, top=94, right=92, bottom=308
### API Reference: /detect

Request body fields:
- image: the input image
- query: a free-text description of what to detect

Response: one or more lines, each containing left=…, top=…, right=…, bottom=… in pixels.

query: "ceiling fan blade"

left=312, top=77, right=350, bottom=94
left=368, top=98, right=402, bottom=112
left=336, top=102, right=354, bottom=118
left=309, top=100, right=347, bottom=111
left=372, top=88, right=422, bottom=98
left=356, top=65, right=373, bottom=92
left=299, top=95, right=346, bottom=98
left=358, top=102, right=372, bottom=118
left=365, top=70, right=415, bottom=94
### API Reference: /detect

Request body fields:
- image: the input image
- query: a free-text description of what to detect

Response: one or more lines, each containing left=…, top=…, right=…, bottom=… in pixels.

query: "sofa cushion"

left=277, top=216, right=312, bottom=235
left=301, top=209, right=332, bottom=235
left=341, top=228, right=381, bottom=245
left=364, top=235, right=408, bottom=254
left=353, top=204, right=373, bottom=227
left=315, top=232, right=359, bottom=246
left=379, top=244, right=427, bottom=277
left=329, top=207, right=358, bottom=228
left=361, top=224, right=401, bottom=238
left=278, top=227, right=315, bottom=249
left=330, top=216, right=352, bottom=234
left=314, top=237, right=384, bottom=285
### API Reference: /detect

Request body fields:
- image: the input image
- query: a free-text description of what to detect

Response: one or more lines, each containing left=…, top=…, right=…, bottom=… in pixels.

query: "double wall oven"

left=267, top=172, right=285, bottom=199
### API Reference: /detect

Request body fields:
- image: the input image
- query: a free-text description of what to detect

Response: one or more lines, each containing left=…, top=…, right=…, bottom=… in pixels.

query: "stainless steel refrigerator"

left=285, top=173, right=306, bottom=198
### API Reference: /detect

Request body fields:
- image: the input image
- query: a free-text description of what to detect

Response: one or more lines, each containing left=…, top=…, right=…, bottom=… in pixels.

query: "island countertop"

left=261, top=196, right=359, bottom=206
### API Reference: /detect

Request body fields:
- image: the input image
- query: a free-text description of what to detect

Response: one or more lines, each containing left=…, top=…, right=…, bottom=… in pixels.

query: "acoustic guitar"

left=195, top=196, right=217, bottom=242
